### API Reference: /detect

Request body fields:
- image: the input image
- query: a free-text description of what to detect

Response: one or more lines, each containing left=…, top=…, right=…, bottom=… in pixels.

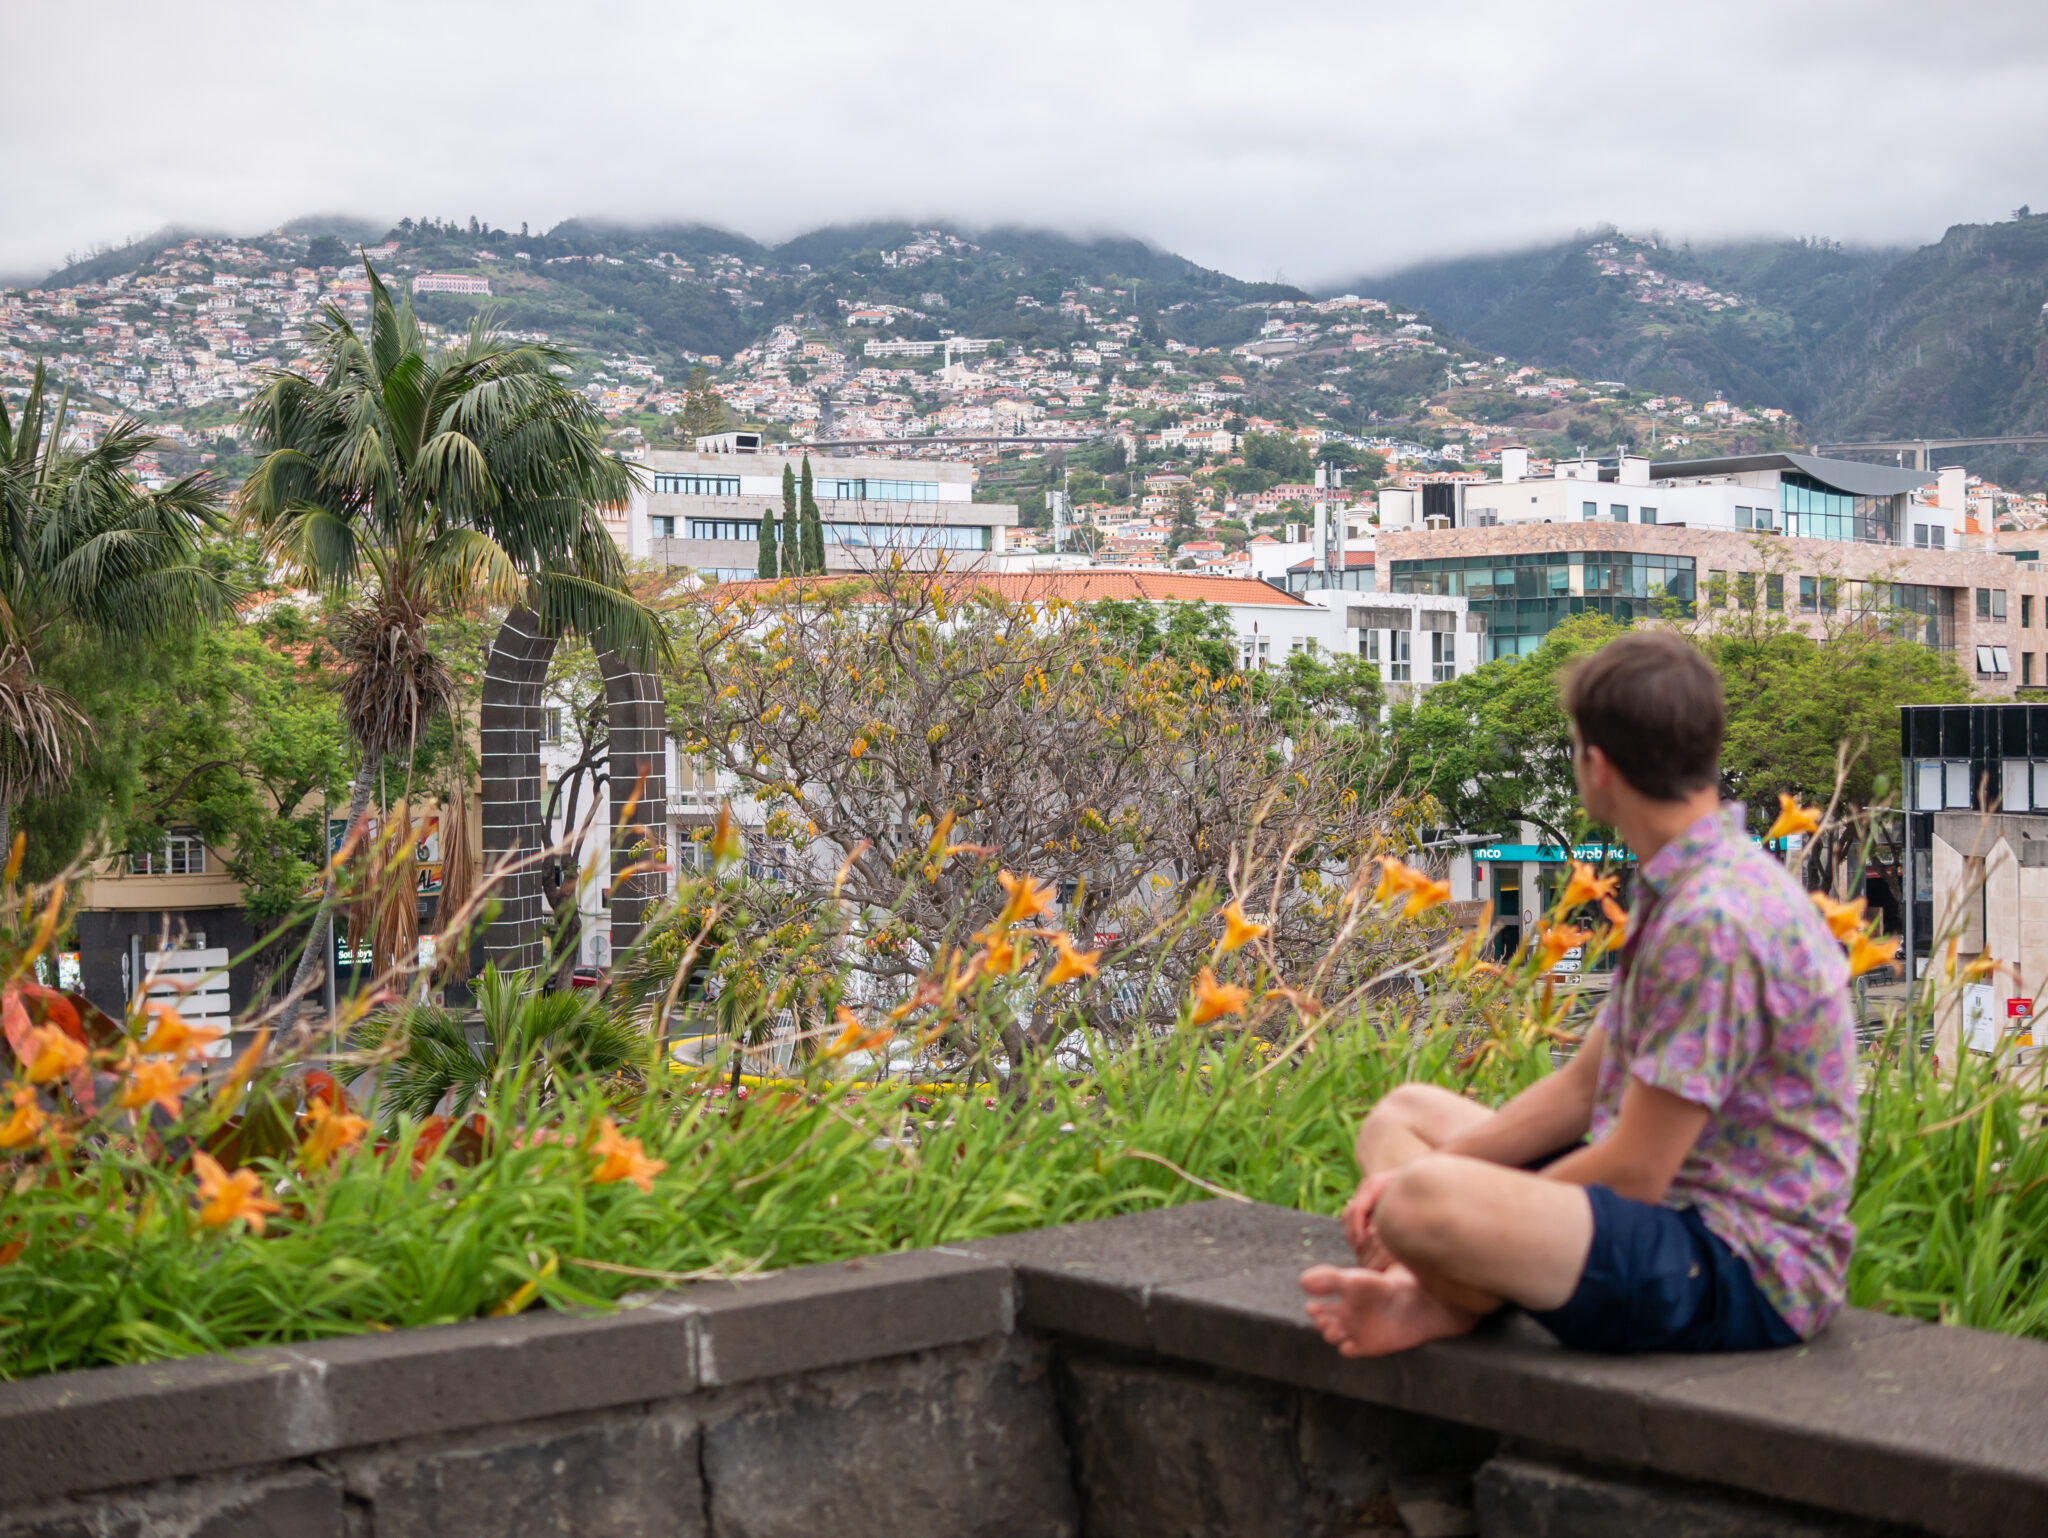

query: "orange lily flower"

left=22, top=1024, right=87, bottom=1085
left=139, top=1008, right=223, bottom=1060
left=1189, top=965, right=1251, bottom=1026
left=589, top=1117, right=668, bottom=1193
left=116, top=1057, right=198, bottom=1120
left=193, top=1151, right=283, bottom=1233
left=299, top=1097, right=369, bottom=1171
left=1217, top=900, right=1269, bottom=955
left=1767, top=793, right=1821, bottom=843
left=1846, top=929, right=1902, bottom=979
left=1374, top=857, right=1452, bottom=917
left=1402, top=875, right=1453, bottom=918
left=820, top=1005, right=894, bottom=1061
left=1373, top=857, right=1423, bottom=906
left=1809, top=892, right=1867, bottom=942
left=1598, top=895, right=1629, bottom=948
left=1559, top=860, right=1619, bottom=912
left=997, top=870, right=1056, bottom=927
left=710, top=802, right=743, bottom=868
left=0, top=1083, right=46, bottom=1149
left=1534, top=922, right=1592, bottom=972
left=972, top=923, right=1025, bottom=977
left=1043, top=932, right=1102, bottom=987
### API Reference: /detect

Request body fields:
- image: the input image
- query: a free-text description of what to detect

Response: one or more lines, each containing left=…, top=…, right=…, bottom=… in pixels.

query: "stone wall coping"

left=3, top=1201, right=2043, bottom=1537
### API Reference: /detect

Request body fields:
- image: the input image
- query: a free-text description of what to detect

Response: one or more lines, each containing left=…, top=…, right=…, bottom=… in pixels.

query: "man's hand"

left=1342, top=1170, right=1397, bottom=1267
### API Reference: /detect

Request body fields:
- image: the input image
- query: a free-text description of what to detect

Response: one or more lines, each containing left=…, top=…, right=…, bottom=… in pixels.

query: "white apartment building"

left=624, top=431, right=1018, bottom=578
left=1379, top=447, right=1957, bottom=548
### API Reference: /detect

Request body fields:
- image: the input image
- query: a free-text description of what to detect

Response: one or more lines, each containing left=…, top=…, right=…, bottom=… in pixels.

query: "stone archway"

left=478, top=606, right=668, bottom=973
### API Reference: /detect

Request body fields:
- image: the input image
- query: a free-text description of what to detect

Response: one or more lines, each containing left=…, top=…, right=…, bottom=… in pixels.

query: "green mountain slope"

left=1806, top=216, right=2048, bottom=443
left=1353, top=214, right=2048, bottom=482
left=1356, top=228, right=1899, bottom=418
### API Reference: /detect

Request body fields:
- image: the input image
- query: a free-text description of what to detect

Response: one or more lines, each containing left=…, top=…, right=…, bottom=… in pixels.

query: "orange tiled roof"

left=706, top=570, right=1310, bottom=608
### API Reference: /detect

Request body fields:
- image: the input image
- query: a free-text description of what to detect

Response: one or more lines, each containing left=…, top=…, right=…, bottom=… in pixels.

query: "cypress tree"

left=799, top=455, right=825, bottom=574
left=780, top=463, right=799, bottom=572
left=756, top=499, right=780, bottom=579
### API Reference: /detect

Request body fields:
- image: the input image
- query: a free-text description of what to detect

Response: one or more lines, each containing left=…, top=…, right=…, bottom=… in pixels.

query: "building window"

left=1737, top=506, right=1754, bottom=531
left=1995, top=589, right=2009, bottom=620
left=2007, top=760, right=2034, bottom=812
left=819, top=477, right=941, bottom=502
left=687, top=518, right=763, bottom=541
left=1430, top=630, right=1455, bottom=683
left=1766, top=574, right=1784, bottom=612
left=2024, top=595, right=2034, bottom=629
left=1707, top=569, right=1728, bottom=607
left=652, top=474, right=741, bottom=496
left=2027, top=653, right=2036, bottom=687
left=1389, top=551, right=1695, bottom=659
left=1581, top=501, right=1597, bottom=521
left=1390, top=630, right=1411, bottom=683
left=1611, top=503, right=1628, bottom=523
left=130, top=832, right=206, bottom=876
left=541, top=707, right=562, bottom=744
left=650, top=515, right=677, bottom=540
left=1946, top=759, right=1972, bottom=808
left=1780, top=471, right=1895, bottom=543
left=1799, top=576, right=1818, bottom=613
left=824, top=523, right=989, bottom=551
left=1639, top=506, right=1657, bottom=525
left=1736, top=572, right=1756, bottom=609
left=1976, top=645, right=2013, bottom=677
left=1913, top=523, right=1928, bottom=547
left=1359, top=630, right=1380, bottom=663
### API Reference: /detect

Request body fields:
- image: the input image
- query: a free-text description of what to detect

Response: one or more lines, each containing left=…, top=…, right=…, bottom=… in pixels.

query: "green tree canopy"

left=239, top=262, right=662, bottom=1020
left=0, top=363, right=235, bottom=842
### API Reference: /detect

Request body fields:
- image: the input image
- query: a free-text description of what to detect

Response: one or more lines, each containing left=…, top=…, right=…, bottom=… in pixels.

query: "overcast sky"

left=6, top=0, right=2046, bottom=286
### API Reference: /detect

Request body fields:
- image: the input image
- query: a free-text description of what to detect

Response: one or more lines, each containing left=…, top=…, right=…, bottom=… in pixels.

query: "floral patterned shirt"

left=1590, top=804, right=1857, bottom=1338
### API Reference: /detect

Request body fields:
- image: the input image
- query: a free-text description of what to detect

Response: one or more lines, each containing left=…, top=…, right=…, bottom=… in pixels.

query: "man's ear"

left=1581, top=743, right=1614, bottom=795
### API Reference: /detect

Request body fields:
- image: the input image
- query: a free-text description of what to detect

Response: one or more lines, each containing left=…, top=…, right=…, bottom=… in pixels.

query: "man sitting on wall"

left=1302, top=630, right=1856, bottom=1355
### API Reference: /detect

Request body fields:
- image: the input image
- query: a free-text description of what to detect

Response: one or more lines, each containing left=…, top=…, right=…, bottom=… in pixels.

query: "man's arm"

left=1436, top=1024, right=1605, bottom=1168
left=1540, top=1076, right=1708, bottom=1203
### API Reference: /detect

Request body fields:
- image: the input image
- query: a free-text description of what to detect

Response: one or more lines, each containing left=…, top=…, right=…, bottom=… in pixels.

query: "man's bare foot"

left=1300, top=1263, right=1480, bottom=1357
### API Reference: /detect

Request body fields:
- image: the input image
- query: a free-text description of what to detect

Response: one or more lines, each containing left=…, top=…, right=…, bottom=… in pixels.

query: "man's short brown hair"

left=1561, top=631, right=1723, bottom=802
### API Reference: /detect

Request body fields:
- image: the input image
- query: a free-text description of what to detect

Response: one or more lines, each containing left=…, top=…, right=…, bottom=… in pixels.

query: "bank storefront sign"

left=1472, top=844, right=1630, bottom=864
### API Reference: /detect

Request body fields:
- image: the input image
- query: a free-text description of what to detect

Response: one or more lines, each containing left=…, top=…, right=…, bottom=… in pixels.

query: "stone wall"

left=3, top=1203, right=2043, bottom=1538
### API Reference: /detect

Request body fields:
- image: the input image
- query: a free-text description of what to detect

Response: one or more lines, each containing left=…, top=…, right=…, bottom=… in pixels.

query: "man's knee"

left=1360, top=1082, right=1444, bottom=1140
left=1374, top=1156, right=1466, bottom=1260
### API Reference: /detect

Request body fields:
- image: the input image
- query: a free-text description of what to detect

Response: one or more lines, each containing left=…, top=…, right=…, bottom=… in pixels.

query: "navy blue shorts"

left=1525, top=1185, right=1801, bottom=1354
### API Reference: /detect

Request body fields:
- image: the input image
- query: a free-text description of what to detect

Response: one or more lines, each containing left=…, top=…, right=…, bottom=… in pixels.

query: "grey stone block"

left=1475, top=1454, right=1934, bottom=1538
left=947, top=1199, right=1342, bottom=1351
left=186, top=1472, right=349, bottom=1538
left=702, top=1337, right=1074, bottom=1538
left=346, top=1408, right=700, bottom=1538
left=0, top=1469, right=343, bottom=1538
left=0, top=1302, right=699, bottom=1507
left=1639, top=1312, right=2048, bottom=1538
left=678, top=1249, right=1014, bottom=1387
left=1057, top=1352, right=1493, bottom=1538
left=1058, top=1353, right=1321, bottom=1538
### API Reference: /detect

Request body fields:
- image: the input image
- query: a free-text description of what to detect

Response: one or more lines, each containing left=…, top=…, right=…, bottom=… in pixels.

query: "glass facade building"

left=1779, top=472, right=1898, bottom=544
left=1390, top=551, right=1695, bottom=659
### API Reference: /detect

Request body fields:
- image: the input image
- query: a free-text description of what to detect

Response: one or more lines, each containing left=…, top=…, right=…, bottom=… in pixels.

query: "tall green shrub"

left=800, top=456, right=825, bottom=574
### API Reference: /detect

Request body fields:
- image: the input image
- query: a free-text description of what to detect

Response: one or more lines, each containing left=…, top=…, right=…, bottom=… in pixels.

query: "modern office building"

left=1898, top=701, right=2048, bottom=1062
left=1377, top=451, right=2040, bottom=692
left=622, top=432, right=1017, bottom=578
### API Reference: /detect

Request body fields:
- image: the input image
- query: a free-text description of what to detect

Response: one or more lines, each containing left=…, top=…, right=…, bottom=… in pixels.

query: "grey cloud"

left=3, top=0, right=2044, bottom=284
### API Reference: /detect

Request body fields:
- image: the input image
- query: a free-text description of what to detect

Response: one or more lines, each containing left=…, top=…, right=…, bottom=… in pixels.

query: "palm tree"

left=342, top=963, right=643, bottom=1122
left=0, top=364, right=232, bottom=846
left=239, top=264, right=665, bottom=1028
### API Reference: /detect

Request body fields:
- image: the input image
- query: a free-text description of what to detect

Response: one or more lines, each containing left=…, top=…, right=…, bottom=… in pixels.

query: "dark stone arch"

left=478, top=606, right=668, bottom=973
